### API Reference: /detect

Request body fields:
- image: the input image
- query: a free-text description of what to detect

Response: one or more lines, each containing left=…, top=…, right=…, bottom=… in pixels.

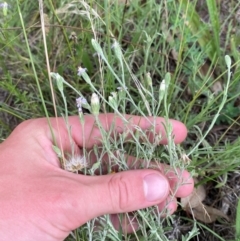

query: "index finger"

left=48, top=113, right=187, bottom=150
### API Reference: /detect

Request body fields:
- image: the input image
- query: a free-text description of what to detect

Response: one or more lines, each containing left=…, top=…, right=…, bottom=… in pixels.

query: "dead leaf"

left=211, top=80, right=223, bottom=94
left=190, top=204, right=230, bottom=223
left=181, top=179, right=229, bottom=223
left=181, top=179, right=206, bottom=209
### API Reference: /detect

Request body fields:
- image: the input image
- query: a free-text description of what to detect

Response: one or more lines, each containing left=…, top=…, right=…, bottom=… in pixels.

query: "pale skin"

left=0, top=114, right=194, bottom=241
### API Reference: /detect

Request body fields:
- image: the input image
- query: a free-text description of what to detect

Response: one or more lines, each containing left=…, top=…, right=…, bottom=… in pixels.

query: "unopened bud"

left=0, top=2, right=9, bottom=16
left=112, top=39, right=122, bottom=61
left=109, top=92, right=118, bottom=110
left=160, top=79, right=166, bottom=91
left=91, top=93, right=100, bottom=115
left=146, top=72, right=152, bottom=86
left=159, top=79, right=166, bottom=102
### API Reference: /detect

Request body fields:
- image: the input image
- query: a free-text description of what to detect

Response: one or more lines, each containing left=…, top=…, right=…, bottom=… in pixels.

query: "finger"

left=126, top=158, right=194, bottom=198
left=63, top=169, right=170, bottom=230
left=106, top=155, right=194, bottom=198
left=110, top=213, right=139, bottom=234
left=83, top=153, right=194, bottom=198
left=45, top=114, right=187, bottom=150
left=94, top=213, right=139, bottom=234
left=5, top=119, right=82, bottom=168
left=110, top=196, right=178, bottom=234
left=165, top=168, right=194, bottom=198
left=157, top=196, right=178, bottom=216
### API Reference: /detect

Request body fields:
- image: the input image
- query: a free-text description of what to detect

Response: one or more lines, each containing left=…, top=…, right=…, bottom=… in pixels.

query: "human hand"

left=0, top=114, right=193, bottom=241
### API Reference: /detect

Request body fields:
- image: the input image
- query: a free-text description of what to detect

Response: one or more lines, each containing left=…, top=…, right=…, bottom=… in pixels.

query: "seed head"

left=64, top=155, right=88, bottom=172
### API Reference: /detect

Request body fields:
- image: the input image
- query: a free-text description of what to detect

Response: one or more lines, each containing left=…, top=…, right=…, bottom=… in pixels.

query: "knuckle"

left=108, top=175, right=130, bottom=212
left=12, top=118, right=47, bottom=137
left=16, top=118, right=42, bottom=129
left=13, top=119, right=35, bottom=133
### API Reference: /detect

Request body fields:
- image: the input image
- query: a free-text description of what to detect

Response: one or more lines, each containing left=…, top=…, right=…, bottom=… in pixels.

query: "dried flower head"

left=69, top=31, right=78, bottom=43
left=64, top=155, right=88, bottom=172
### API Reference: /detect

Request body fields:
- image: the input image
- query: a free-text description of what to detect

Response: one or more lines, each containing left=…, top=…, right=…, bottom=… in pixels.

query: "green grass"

left=1, top=0, right=240, bottom=240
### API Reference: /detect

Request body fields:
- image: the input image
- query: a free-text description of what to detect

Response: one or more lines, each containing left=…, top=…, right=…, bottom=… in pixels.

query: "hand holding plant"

left=0, top=114, right=193, bottom=241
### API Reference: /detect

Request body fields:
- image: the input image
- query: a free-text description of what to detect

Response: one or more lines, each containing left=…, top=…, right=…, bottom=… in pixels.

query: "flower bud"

left=112, top=39, right=123, bottom=62
left=109, top=92, right=118, bottom=110
left=160, top=79, right=166, bottom=91
left=91, top=93, right=100, bottom=115
left=146, top=72, right=152, bottom=87
left=159, top=79, right=166, bottom=102
left=0, top=2, right=9, bottom=16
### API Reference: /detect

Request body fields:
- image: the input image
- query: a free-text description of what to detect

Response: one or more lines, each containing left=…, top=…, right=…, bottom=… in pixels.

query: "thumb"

left=72, top=169, right=170, bottom=226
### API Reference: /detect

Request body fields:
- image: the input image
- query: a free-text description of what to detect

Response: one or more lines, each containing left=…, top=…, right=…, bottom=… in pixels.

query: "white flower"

left=76, top=96, right=88, bottom=113
left=76, top=96, right=88, bottom=106
left=0, top=2, right=9, bottom=8
left=77, top=66, right=87, bottom=77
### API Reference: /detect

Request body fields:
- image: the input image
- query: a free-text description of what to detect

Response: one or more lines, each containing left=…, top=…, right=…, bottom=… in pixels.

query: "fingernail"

left=143, top=173, right=169, bottom=202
